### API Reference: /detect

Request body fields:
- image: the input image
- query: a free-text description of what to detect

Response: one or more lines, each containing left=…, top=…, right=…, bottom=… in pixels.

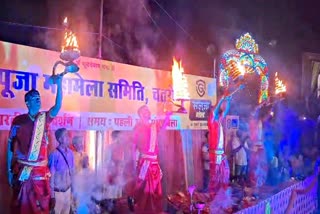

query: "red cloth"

left=207, top=111, right=223, bottom=158
left=133, top=123, right=163, bottom=213
left=208, top=121, right=220, bottom=161
left=10, top=112, right=54, bottom=214
left=134, top=160, right=162, bottom=213
left=207, top=112, right=230, bottom=191
left=11, top=171, right=51, bottom=214
left=209, top=158, right=230, bottom=192
left=134, top=123, right=160, bottom=155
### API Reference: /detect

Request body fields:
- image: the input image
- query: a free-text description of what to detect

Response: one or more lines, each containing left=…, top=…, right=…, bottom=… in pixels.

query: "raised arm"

left=160, top=111, right=173, bottom=131
left=49, top=75, right=63, bottom=118
left=213, top=97, right=225, bottom=121
left=222, top=96, right=232, bottom=118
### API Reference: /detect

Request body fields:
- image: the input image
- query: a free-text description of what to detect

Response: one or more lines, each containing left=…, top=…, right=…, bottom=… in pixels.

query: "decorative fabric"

left=18, top=112, right=46, bottom=181
left=28, top=112, right=46, bottom=161
left=138, top=124, right=157, bottom=181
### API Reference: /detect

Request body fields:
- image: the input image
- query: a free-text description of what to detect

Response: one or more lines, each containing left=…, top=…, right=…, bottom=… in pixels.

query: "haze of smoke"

left=73, top=131, right=136, bottom=212
left=37, top=0, right=98, bottom=57
left=104, top=0, right=159, bottom=68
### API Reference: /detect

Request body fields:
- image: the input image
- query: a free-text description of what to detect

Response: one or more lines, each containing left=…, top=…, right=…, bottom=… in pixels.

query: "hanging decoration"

left=219, top=33, right=269, bottom=103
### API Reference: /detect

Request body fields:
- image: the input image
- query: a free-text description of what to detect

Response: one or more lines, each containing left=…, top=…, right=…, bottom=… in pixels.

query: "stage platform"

left=166, top=176, right=318, bottom=214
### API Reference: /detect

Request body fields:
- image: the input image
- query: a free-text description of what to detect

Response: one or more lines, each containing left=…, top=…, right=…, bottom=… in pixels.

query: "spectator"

left=201, top=131, right=210, bottom=192
left=231, top=131, right=249, bottom=185
left=48, top=128, right=75, bottom=214
left=72, top=136, right=89, bottom=174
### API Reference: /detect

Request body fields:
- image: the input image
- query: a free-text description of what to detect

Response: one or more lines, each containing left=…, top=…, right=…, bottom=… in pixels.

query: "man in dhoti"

left=207, top=96, right=232, bottom=192
left=7, top=76, right=63, bottom=214
left=132, top=105, right=171, bottom=213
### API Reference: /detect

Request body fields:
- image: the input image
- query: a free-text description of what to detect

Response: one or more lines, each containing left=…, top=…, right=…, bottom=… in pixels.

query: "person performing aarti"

left=248, top=102, right=269, bottom=187
left=131, top=105, right=171, bottom=213
left=207, top=95, right=232, bottom=192
left=7, top=75, right=63, bottom=214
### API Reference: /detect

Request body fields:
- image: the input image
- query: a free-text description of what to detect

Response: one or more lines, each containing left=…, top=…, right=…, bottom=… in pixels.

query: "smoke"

left=104, top=0, right=159, bottom=68
left=36, top=0, right=98, bottom=57
left=72, top=130, right=136, bottom=213
left=69, top=0, right=99, bottom=57
left=73, top=168, right=97, bottom=213
left=209, top=187, right=234, bottom=213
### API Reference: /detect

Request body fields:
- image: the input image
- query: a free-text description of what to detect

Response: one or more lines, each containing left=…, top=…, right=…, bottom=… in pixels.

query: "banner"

left=0, top=41, right=217, bottom=130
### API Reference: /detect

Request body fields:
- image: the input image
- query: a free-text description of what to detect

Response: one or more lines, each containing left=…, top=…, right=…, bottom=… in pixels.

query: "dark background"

left=0, top=0, right=319, bottom=108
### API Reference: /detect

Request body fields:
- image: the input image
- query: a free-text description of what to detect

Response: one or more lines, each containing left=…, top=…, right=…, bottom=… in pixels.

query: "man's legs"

left=54, top=189, right=71, bottom=214
left=203, top=170, right=210, bottom=192
left=239, top=165, right=248, bottom=185
left=235, top=165, right=241, bottom=183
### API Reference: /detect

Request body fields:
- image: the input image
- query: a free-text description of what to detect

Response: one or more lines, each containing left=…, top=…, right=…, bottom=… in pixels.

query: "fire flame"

left=172, top=58, right=190, bottom=100
left=61, top=31, right=79, bottom=52
left=61, top=17, right=79, bottom=53
left=275, top=72, right=286, bottom=94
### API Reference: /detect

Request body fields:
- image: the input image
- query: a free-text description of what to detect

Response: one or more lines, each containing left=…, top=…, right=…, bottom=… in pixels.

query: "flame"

left=63, top=17, right=68, bottom=26
left=61, top=30, right=79, bottom=52
left=60, top=17, right=80, bottom=53
left=172, top=58, right=190, bottom=100
left=275, top=72, right=286, bottom=94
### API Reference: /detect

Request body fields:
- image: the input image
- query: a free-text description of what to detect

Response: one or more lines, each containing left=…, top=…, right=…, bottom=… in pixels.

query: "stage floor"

left=90, top=179, right=300, bottom=213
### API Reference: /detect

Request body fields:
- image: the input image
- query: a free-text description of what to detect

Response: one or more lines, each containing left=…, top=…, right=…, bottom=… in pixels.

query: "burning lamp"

left=50, top=17, right=80, bottom=84
left=227, top=60, right=246, bottom=82
left=167, top=58, right=190, bottom=114
left=222, top=61, right=246, bottom=97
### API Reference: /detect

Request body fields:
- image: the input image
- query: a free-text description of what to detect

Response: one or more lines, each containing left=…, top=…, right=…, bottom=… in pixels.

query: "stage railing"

left=236, top=176, right=318, bottom=214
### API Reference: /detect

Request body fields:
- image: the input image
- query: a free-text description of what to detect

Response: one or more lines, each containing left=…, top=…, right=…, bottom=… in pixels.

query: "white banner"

left=0, top=108, right=182, bottom=131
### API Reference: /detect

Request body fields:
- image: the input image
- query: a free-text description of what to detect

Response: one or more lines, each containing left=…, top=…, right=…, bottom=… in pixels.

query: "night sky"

left=0, top=0, right=320, bottom=99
